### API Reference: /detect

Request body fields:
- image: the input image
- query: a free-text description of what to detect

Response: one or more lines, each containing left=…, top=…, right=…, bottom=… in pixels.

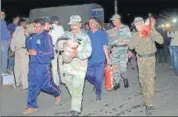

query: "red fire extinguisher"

left=104, top=65, right=115, bottom=91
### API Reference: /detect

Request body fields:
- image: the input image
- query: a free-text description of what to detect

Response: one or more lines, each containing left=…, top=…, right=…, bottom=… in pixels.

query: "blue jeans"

left=1, top=40, right=9, bottom=72
left=171, top=46, right=178, bottom=72
left=8, top=56, right=15, bottom=70
left=86, top=62, right=105, bottom=97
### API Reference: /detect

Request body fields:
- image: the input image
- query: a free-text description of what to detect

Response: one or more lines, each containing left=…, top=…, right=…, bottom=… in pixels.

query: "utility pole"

left=114, top=0, right=118, bottom=14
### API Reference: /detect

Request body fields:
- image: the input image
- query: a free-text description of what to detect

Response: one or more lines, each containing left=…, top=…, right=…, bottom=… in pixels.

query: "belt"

left=137, top=53, right=155, bottom=58
left=111, top=45, right=127, bottom=48
left=21, top=47, right=26, bottom=49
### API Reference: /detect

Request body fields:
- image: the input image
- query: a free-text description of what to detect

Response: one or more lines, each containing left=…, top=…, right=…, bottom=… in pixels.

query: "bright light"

left=161, top=24, right=165, bottom=28
left=172, top=18, right=177, bottom=23
left=165, top=23, right=170, bottom=27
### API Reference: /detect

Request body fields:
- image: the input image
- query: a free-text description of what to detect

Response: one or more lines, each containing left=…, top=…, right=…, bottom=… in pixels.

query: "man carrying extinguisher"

left=86, top=17, right=111, bottom=101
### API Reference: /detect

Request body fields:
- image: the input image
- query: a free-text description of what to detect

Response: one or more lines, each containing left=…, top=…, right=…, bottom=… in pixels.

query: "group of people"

left=1, top=9, right=178, bottom=116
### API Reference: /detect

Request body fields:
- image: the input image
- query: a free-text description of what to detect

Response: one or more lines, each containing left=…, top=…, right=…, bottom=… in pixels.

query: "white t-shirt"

left=167, top=30, right=178, bottom=46
left=49, top=24, right=65, bottom=45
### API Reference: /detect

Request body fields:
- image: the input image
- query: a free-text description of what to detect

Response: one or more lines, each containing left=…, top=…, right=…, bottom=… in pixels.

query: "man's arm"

left=128, top=33, right=139, bottom=50
left=102, top=31, right=111, bottom=64
left=37, top=34, right=54, bottom=57
left=76, top=35, right=92, bottom=60
left=152, top=29, right=164, bottom=44
left=10, top=29, right=24, bottom=51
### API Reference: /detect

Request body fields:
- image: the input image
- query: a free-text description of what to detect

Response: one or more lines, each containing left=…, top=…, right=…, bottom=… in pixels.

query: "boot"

left=96, top=95, right=101, bottom=101
left=124, top=79, right=129, bottom=88
left=113, top=83, right=120, bottom=90
left=145, top=106, right=155, bottom=115
left=71, top=110, right=79, bottom=116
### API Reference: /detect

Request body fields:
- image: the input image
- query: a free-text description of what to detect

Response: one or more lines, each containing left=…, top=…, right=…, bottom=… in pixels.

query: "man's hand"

left=128, top=51, right=133, bottom=58
left=29, top=49, right=37, bottom=55
left=71, top=49, right=78, bottom=58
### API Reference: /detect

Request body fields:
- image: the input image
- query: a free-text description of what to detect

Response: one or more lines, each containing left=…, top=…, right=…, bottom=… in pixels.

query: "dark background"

left=2, top=0, right=178, bottom=25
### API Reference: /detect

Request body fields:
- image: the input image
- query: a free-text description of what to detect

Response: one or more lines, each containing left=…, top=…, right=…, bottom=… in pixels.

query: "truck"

left=29, top=3, right=104, bottom=30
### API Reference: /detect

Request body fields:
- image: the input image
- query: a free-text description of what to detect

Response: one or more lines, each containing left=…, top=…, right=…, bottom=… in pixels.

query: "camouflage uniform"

left=107, top=24, right=131, bottom=86
left=128, top=29, right=163, bottom=108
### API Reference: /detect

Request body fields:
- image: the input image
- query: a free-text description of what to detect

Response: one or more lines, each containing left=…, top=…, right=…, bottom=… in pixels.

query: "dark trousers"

left=158, top=43, right=169, bottom=63
left=86, top=62, right=105, bottom=97
left=27, top=63, right=61, bottom=108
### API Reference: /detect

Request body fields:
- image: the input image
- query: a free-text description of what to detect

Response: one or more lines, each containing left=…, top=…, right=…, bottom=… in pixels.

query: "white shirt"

left=167, top=30, right=178, bottom=46
left=49, top=24, right=65, bottom=45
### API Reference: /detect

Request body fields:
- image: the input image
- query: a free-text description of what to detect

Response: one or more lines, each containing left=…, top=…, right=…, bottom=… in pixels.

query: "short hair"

left=1, top=9, right=5, bottom=13
left=34, top=18, right=45, bottom=26
left=18, top=18, right=27, bottom=25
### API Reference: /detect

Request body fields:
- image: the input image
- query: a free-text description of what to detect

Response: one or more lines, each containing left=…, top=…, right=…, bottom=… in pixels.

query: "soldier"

left=128, top=17, right=163, bottom=115
left=10, top=18, right=29, bottom=89
left=62, top=15, right=92, bottom=116
left=107, top=14, right=132, bottom=90
left=49, top=16, right=65, bottom=86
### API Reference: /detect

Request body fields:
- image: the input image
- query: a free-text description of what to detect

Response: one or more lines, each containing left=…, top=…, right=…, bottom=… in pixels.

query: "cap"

left=50, top=16, right=60, bottom=22
left=133, top=17, right=144, bottom=24
left=110, top=14, right=121, bottom=21
left=40, top=16, right=51, bottom=23
left=68, top=15, right=82, bottom=25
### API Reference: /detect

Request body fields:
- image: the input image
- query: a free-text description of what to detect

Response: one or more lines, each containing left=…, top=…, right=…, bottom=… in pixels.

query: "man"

left=167, top=27, right=178, bottom=76
left=23, top=19, right=61, bottom=115
left=86, top=18, right=110, bottom=101
left=10, top=18, right=29, bottom=89
left=49, top=16, right=65, bottom=86
left=62, top=15, right=92, bottom=116
left=8, top=16, right=20, bottom=35
left=128, top=17, right=163, bottom=115
left=7, top=16, right=20, bottom=71
left=157, top=26, right=169, bottom=65
left=1, top=10, right=10, bottom=73
left=107, top=14, right=132, bottom=90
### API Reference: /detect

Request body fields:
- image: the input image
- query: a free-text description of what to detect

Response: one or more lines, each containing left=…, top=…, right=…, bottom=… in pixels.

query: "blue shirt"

left=8, top=23, right=17, bottom=35
left=1, top=19, right=10, bottom=41
left=88, top=30, right=108, bottom=64
left=26, top=31, right=54, bottom=64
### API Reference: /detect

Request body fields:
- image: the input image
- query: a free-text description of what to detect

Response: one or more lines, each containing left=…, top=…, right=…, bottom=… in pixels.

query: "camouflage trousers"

left=111, top=53, right=128, bottom=84
left=65, top=73, right=86, bottom=113
left=137, top=55, right=156, bottom=106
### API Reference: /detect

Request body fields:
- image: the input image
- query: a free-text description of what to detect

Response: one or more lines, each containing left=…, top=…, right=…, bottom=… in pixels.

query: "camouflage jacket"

left=62, top=31, right=92, bottom=76
left=107, top=24, right=132, bottom=55
left=128, top=29, right=163, bottom=56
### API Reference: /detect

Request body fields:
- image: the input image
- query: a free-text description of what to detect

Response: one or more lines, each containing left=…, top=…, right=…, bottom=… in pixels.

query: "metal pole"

left=114, top=0, right=118, bottom=14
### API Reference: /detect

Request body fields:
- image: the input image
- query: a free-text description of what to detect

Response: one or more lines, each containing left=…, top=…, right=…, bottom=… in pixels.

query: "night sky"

left=2, top=0, right=178, bottom=25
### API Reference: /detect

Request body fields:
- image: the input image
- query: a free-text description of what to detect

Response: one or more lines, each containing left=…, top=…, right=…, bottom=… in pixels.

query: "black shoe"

left=145, top=106, right=155, bottom=115
left=124, top=79, right=129, bottom=88
left=96, top=95, right=101, bottom=101
left=113, top=83, right=120, bottom=90
left=71, top=111, right=79, bottom=116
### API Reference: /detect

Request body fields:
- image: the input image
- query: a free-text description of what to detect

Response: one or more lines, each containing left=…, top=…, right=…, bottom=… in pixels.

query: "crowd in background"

left=1, top=9, right=178, bottom=116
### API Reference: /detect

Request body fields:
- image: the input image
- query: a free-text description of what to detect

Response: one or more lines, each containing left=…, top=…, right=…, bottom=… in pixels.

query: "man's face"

left=14, top=17, right=20, bottom=25
left=21, top=21, right=27, bottom=29
left=85, top=24, right=90, bottom=30
left=89, top=19, right=98, bottom=30
left=112, top=19, right=121, bottom=27
left=134, top=22, right=144, bottom=32
left=44, top=22, right=50, bottom=31
left=1, top=12, right=6, bottom=19
left=70, top=24, right=81, bottom=34
left=34, top=23, right=44, bottom=34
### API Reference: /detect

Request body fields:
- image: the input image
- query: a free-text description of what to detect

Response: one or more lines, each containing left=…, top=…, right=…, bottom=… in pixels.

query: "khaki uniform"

left=11, top=27, right=29, bottom=89
left=128, top=29, right=163, bottom=106
left=62, top=31, right=92, bottom=113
